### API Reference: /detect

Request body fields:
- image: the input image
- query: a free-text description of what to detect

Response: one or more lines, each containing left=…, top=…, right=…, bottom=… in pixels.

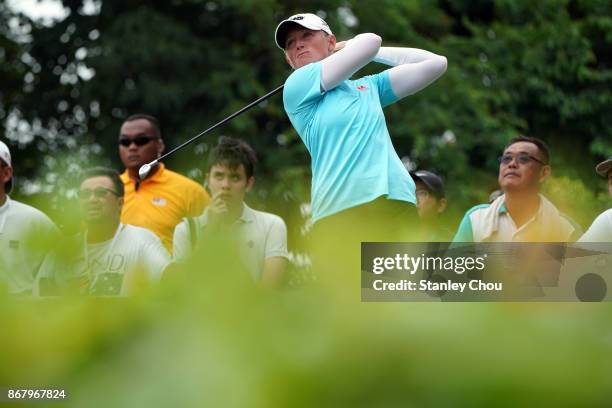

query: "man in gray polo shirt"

left=173, top=137, right=288, bottom=287
left=0, top=140, right=58, bottom=295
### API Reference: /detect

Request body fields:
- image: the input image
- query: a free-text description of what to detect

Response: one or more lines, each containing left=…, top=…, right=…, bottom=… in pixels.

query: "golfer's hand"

left=208, top=191, right=230, bottom=226
left=333, top=41, right=347, bottom=53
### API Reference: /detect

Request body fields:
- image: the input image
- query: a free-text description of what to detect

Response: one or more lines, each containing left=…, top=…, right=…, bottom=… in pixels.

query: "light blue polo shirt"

left=283, top=61, right=416, bottom=223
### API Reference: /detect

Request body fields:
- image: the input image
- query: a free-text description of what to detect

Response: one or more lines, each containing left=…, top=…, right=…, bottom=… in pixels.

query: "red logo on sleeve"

left=356, top=85, right=367, bottom=91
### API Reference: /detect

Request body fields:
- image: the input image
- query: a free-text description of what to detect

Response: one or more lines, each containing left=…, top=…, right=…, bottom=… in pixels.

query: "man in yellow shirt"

left=118, top=114, right=209, bottom=251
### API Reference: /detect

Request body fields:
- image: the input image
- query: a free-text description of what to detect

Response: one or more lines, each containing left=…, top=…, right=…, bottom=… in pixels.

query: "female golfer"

left=276, top=13, right=447, bottom=276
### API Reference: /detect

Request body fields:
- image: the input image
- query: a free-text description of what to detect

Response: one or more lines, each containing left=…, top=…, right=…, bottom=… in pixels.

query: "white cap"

left=0, top=140, right=12, bottom=193
left=275, top=13, right=333, bottom=50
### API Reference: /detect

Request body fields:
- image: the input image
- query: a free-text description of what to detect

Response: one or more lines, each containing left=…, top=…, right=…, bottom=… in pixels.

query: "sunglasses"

left=118, top=135, right=158, bottom=147
left=78, top=187, right=119, bottom=200
left=498, top=153, right=546, bottom=166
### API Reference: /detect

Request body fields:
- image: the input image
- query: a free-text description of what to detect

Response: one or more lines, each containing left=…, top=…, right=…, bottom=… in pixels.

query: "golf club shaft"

left=158, top=84, right=284, bottom=162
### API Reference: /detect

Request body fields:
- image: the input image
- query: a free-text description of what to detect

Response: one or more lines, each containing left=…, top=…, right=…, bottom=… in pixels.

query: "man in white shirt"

left=595, top=156, right=612, bottom=196
left=39, top=167, right=171, bottom=296
left=578, top=157, right=612, bottom=242
left=579, top=210, right=612, bottom=242
left=173, top=137, right=288, bottom=287
left=0, top=140, right=59, bottom=295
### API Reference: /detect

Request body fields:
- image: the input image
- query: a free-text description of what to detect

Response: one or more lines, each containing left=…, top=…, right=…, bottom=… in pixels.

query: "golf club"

left=138, top=84, right=284, bottom=180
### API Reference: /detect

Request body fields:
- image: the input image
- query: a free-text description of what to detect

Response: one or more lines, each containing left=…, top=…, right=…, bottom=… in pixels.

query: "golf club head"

left=138, top=161, right=156, bottom=180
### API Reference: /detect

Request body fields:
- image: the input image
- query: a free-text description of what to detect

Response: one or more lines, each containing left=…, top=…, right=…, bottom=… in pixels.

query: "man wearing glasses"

left=0, top=140, right=58, bottom=295
left=453, top=136, right=581, bottom=242
left=38, top=167, right=171, bottom=296
left=118, top=114, right=209, bottom=251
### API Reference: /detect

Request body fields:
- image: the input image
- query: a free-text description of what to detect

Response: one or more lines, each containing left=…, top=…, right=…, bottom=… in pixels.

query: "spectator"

left=118, top=114, right=209, bottom=251
left=0, top=140, right=59, bottom=295
left=453, top=136, right=581, bottom=242
left=410, top=170, right=452, bottom=241
left=38, top=167, right=171, bottom=296
left=488, top=189, right=503, bottom=203
left=578, top=157, right=612, bottom=242
left=0, top=142, right=59, bottom=295
left=595, top=156, right=612, bottom=196
left=579, top=211, right=612, bottom=242
left=173, top=137, right=288, bottom=287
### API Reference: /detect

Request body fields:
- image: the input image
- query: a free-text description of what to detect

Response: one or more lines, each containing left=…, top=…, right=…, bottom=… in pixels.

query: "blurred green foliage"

left=2, top=239, right=612, bottom=407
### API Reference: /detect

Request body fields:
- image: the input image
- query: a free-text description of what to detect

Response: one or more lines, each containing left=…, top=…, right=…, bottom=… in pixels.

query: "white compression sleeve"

left=373, top=47, right=447, bottom=99
left=320, top=33, right=382, bottom=91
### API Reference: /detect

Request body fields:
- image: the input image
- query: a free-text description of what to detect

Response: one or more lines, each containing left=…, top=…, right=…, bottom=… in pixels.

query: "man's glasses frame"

left=498, top=153, right=547, bottom=166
